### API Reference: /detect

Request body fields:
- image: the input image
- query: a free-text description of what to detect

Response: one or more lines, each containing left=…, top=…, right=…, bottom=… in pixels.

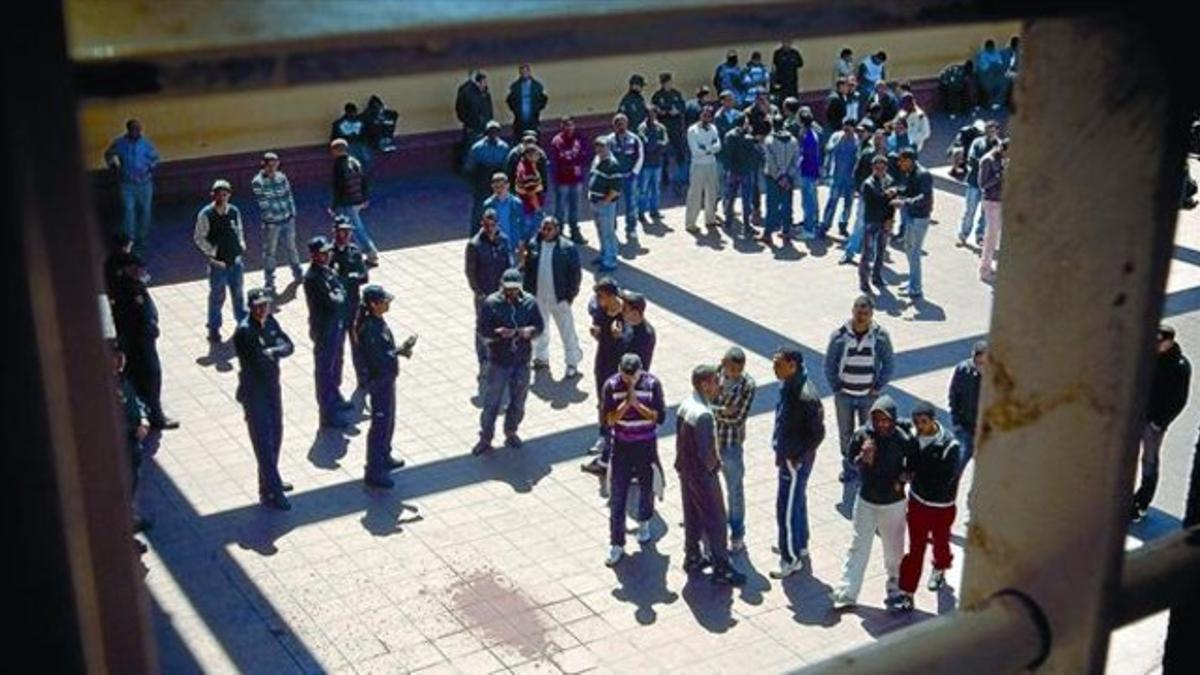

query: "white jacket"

left=906, top=107, right=931, bottom=153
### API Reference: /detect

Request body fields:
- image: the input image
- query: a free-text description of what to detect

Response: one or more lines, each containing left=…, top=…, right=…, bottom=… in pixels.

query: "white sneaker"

left=928, top=569, right=946, bottom=591
left=605, top=545, right=625, bottom=567
left=769, top=558, right=803, bottom=579
left=636, top=521, right=653, bottom=544
left=830, top=590, right=857, bottom=610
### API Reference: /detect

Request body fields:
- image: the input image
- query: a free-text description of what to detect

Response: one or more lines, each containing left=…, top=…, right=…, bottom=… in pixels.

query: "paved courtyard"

left=130, top=117, right=1200, bottom=673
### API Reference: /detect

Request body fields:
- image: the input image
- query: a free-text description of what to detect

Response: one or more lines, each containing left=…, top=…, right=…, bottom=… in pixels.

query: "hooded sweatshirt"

left=846, top=395, right=917, bottom=505
left=908, top=422, right=961, bottom=506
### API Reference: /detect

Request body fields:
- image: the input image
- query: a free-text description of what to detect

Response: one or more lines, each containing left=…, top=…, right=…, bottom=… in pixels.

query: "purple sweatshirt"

left=603, top=372, right=666, bottom=445
left=797, top=127, right=823, bottom=179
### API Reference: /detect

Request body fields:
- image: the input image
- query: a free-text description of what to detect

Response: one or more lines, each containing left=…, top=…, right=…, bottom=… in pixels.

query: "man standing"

left=772, top=40, right=804, bottom=102
left=330, top=102, right=370, bottom=169
left=833, top=48, right=855, bottom=89
left=761, top=116, right=798, bottom=242
left=304, top=235, right=353, bottom=429
left=193, top=179, right=247, bottom=343
left=795, top=108, right=824, bottom=239
left=825, top=78, right=849, bottom=131
left=769, top=347, right=826, bottom=578
left=330, top=138, right=379, bottom=266
left=894, top=401, right=961, bottom=612
left=588, top=139, right=622, bottom=272
left=899, top=94, right=931, bottom=155
left=482, top=173, right=528, bottom=258
left=455, top=70, right=493, bottom=157
left=856, top=51, right=888, bottom=98
left=549, top=117, right=589, bottom=244
left=892, top=148, right=934, bottom=300
left=465, top=209, right=514, bottom=388
left=466, top=121, right=511, bottom=233
left=958, top=121, right=998, bottom=247
left=722, top=116, right=761, bottom=232
left=524, top=216, right=583, bottom=378
left=1132, top=325, right=1192, bottom=520
left=637, top=107, right=670, bottom=225
left=251, top=152, right=303, bottom=291
left=356, top=285, right=417, bottom=489
left=677, top=364, right=747, bottom=585
left=616, top=74, right=650, bottom=136
left=825, top=295, right=895, bottom=483
left=978, top=138, right=1008, bottom=282
left=111, top=252, right=179, bottom=431
left=473, top=269, right=544, bottom=455
left=685, top=106, right=722, bottom=233
left=331, top=217, right=370, bottom=387
left=505, top=63, right=548, bottom=140
left=606, top=114, right=645, bottom=242
left=104, top=119, right=159, bottom=255
left=713, top=51, right=744, bottom=106
left=858, top=156, right=898, bottom=293
left=234, top=288, right=295, bottom=510
left=619, top=291, right=656, bottom=370
left=603, top=353, right=667, bottom=567
left=713, top=90, right=743, bottom=216
left=831, top=395, right=916, bottom=609
left=651, top=73, right=689, bottom=192
left=714, top=347, right=756, bottom=552
left=949, top=340, right=988, bottom=472
left=582, top=278, right=624, bottom=473
left=822, top=118, right=859, bottom=237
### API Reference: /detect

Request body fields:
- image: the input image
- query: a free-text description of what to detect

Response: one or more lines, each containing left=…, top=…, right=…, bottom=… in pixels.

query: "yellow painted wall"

left=78, top=21, right=1019, bottom=167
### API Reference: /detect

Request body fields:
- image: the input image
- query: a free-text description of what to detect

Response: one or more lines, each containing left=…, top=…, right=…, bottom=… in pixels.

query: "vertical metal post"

left=961, top=13, right=1188, bottom=674
left=3, top=4, right=155, bottom=673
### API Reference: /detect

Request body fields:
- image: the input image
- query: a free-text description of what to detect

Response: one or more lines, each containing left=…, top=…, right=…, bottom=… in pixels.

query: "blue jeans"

left=725, top=171, right=757, bottom=224
left=638, top=166, right=663, bottom=216
left=955, top=423, right=975, bottom=474
left=959, top=186, right=988, bottom=240
left=903, top=217, right=931, bottom=296
left=799, top=176, right=821, bottom=234
left=479, top=361, right=531, bottom=443
left=776, top=455, right=815, bottom=563
left=844, top=196, right=867, bottom=257
left=835, top=392, right=876, bottom=480
left=120, top=182, right=154, bottom=255
left=620, top=175, right=639, bottom=235
left=335, top=204, right=378, bottom=256
left=720, top=443, right=746, bottom=540
left=764, top=178, right=793, bottom=236
left=554, top=183, right=581, bottom=235
left=592, top=200, right=618, bottom=269
left=823, top=181, right=855, bottom=231
left=206, top=260, right=246, bottom=333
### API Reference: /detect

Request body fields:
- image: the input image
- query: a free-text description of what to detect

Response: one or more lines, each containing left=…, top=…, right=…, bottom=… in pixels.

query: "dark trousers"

left=609, top=440, right=656, bottom=546
left=365, top=376, right=396, bottom=479
left=898, top=499, right=956, bottom=593
left=664, top=125, right=689, bottom=186
left=346, top=290, right=366, bottom=386
left=680, top=469, right=729, bottom=566
left=595, top=367, right=616, bottom=461
left=313, top=325, right=347, bottom=423
left=124, top=340, right=165, bottom=425
left=242, top=387, right=284, bottom=497
left=858, top=222, right=889, bottom=287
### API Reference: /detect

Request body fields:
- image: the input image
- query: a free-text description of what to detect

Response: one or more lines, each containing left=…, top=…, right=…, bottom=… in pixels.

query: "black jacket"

left=861, top=173, right=896, bottom=224
left=908, top=422, right=961, bottom=505
left=505, top=77, right=548, bottom=127
left=772, top=366, right=825, bottom=464
left=303, top=264, right=348, bottom=342
left=357, top=314, right=400, bottom=384
left=846, top=396, right=917, bottom=505
left=455, top=80, right=493, bottom=134
left=617, top=91, right=649, bottom=132
left=948, top=357, right=982, bottom=430
left=111, top=274, right=160, bottom=349
left=234, top=315, right=294, bottom=400
left=465, top=231, right=513, bottom=297
left=522, top=238, right=582, bottom=304
left=824, top=93, right=847, bottom=130
left=1148, top=344, right=1191, bottom=428
left=621, top=321, right=656, bottom=372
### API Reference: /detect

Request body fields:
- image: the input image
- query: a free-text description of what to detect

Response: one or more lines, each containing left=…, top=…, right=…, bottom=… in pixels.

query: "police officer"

left=356, top=284, right=418, bottom=488
left=331, top=216, right=370, bottom=387
left=111, top=251, right=179, bottom=430
left=304, top=235, right=354, bottom=428
left=111, top=341, right=151, bottom=536
left=234, top=288, right=295, bottom=510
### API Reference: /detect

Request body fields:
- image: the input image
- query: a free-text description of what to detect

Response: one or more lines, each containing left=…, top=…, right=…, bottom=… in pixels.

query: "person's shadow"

left=618, top=239, right=651, bottom=260
left=734, top=553, right=772, bottom=607
left=361, top=490, right=425, bottom=537
left=529, top=369, right=588, bottom=410
left=906, top=296, right=947, bottom=322
left=731, top=234, right=766, bottom=255
left=641, top=219, right=674, bottom=238
left=936, top=581, right=959, bottom=615
left=681, top=573, right=736, bottom=633
left=855, top=603, right=936, bottom=638
left=475, top=442, right=552, bottom=494
left=195, top=338, right=235, bottom=372
left=781, top=565, right=838, bottom=628
left=773, top=240, right=805, bottom=261
left=687, top=226, right=726, bottom=251
left=271, top=280, right=302, bottom=310
left=307, top=428, right=350, bottom=469
left=611, top=543, right=679, bottom=625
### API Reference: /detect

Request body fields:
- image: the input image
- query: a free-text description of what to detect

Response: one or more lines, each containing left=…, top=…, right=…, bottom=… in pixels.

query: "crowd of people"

left=99, top=37, right=1191, bottom=615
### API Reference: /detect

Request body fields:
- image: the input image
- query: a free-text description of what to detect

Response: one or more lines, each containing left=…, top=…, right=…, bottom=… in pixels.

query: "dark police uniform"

left=331, top=223, right=370, bottom=386
left=356, top=285, right=415, bottom=486
left=116, top=368, right=146, bottom=496
left=304, top=237, right=351, bottom=427
left=111, top=254, right=170, bottom=428
left=233, top=289, right=294, bottom=507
